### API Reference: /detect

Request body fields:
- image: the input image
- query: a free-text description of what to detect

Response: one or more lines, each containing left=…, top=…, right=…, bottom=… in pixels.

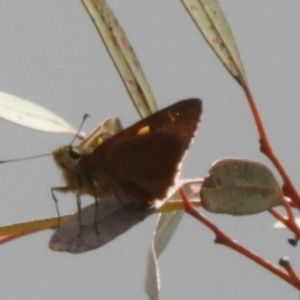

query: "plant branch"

left=243, top=85, right=300, bottom=210
left=180, top=188, right=300, bottom=289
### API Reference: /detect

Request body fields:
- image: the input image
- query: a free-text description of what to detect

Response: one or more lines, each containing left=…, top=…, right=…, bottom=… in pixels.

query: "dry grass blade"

left=0, top=215, right=70, bottom=237
left=182, top=0, right=247, bottom=87
left=0, top=91, right=80, bottom=136
left=82, top=0, right=157, bottom=117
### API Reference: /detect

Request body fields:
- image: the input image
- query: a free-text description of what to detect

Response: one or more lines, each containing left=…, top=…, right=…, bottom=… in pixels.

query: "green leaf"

left=200, top=158, right=283, bottom=215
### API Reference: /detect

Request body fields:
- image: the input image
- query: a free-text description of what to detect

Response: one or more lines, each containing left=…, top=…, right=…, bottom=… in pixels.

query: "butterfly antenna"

left=70, top=113, right=90, bottom=147
left=0, top=114, right=90, bottom=164
left=0, top=153, right=51, bottom=164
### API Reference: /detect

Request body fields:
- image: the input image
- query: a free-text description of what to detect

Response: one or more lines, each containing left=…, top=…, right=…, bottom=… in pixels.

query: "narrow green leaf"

left=182, top=0, right=247, bottom=87
left=82, top=0, right=157, bottom=117
left=145, top=183, right=192, bottom=300
left=145, top=211, right=183, bottom=300
left=49, top=198, right=155, bottom=253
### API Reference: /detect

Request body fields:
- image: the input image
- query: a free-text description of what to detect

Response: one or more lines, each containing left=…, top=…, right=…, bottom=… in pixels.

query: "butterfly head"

left=53, top=146, right=82, bottom=173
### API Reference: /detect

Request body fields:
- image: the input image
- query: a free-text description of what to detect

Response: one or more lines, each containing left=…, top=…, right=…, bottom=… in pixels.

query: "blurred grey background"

left=0, top=1, right=299, bottom=299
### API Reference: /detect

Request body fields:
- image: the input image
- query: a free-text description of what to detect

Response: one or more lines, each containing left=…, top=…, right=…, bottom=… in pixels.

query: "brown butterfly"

left=52, top=99, right=202, bottom=218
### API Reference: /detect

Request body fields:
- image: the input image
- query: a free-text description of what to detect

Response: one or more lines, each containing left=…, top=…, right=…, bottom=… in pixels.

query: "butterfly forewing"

left=78, top=99, right=202, bottom=205
left=97, top=99, right=201, bottom=152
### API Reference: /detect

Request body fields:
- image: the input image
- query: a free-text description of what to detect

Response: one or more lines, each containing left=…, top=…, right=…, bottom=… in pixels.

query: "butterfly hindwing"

left=78, top=117, right=123, bottom=154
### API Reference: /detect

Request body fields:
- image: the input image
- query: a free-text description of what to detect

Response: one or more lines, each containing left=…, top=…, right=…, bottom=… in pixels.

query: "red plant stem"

left=180, top=189, right=300, bottom=289
left=269, top=209, right=300, bottom=238
left=279, top=258, right=300, bottom=286
left=243, top=85, right=300, bottom=209
left=268, top=198, right=300, bottom=237
left=281, top=198, right=300, bottom=234
left=282, top=198, right=296, bottom=224
left=269, top=207, right=300, bottom=239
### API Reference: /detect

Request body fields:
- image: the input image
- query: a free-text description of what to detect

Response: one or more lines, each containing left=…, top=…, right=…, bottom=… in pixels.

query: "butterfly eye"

left=69, top=148, right=81, bottom=160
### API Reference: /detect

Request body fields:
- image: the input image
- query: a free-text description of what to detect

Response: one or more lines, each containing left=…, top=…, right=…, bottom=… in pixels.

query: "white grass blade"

left=0, top=91, right=79, bottom=135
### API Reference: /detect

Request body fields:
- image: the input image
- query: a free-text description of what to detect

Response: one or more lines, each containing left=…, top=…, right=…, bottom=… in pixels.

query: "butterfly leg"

left=92, top=180, right=100, bottom=236
left=75, top=193, right=82, bottom=237
left=51, top=186, right=70, bottom=228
